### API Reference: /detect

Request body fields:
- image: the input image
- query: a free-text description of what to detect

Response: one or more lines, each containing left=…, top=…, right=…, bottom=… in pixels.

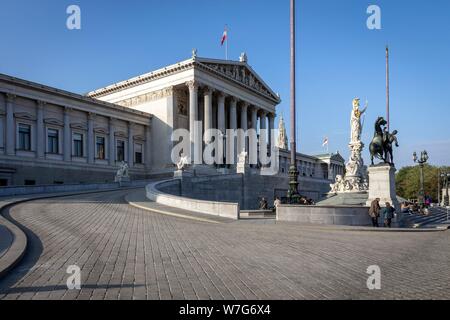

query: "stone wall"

left=167, top=172, right=332, bottom=210
left=277, top=204, right=372, bottom=226
left=147, top=180, right=239, bottom=219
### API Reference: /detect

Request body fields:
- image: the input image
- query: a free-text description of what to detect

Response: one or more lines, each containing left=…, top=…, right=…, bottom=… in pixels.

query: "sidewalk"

left=0, top=186, right=142, bottom=279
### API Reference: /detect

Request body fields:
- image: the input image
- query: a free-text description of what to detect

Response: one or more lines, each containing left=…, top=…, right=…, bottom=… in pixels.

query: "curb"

left=125, top=193, right=223, bottom=225
left=275, top=221, right=449, bottom=233
left=0, top=209, right=27, bottom=279
left=0, top=186, right=141, bottom=280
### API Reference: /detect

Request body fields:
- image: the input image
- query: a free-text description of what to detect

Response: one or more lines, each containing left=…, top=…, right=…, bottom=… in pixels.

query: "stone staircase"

left=401, top=207, right=450, bottom=228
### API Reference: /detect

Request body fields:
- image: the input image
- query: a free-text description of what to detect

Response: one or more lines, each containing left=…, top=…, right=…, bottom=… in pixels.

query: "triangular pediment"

left=196, top=58, right=281, bottom=103
left=331, top=153, right=345, bottom=163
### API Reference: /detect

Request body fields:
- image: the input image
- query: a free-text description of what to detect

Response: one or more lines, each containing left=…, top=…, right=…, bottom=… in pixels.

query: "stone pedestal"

left=366, top=164, right=399, bottom=211
left=174, top=170, right=193, bottom=179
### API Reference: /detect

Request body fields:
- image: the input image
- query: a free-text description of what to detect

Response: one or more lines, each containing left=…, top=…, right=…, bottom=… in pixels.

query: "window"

left=96, top=136, right=105, bottom=160
left=24, top=180, right=36, bottom=186
left=47, top=129, right=59, bottom=154
left=116, top=140, right=125, bottom=162
left=135, top=143, right=143, bottom=164
left=73, top=133, right=83, bottom=157
left=0, top=179, right=8, bottom=186
left=18, top=124, right=31, bottom=151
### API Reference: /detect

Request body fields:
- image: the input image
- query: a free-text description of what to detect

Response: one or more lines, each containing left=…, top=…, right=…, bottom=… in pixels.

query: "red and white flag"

left=322, top=137, right=329, bottom=147
left=221, top=28, right=228, bottom=46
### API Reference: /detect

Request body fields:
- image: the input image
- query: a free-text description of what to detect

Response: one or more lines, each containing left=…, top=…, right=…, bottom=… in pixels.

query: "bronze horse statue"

left=369, top=117, right=388, bottom=165
left=369, top=116, right=399, bottom=165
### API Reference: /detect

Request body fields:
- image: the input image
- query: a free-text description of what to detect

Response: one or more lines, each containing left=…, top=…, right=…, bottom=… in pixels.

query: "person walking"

left=369, top=198, right=381, bottom=227
left=381, top=202, right=396, bottom=228
left=273, top=197, right=281, bottom=210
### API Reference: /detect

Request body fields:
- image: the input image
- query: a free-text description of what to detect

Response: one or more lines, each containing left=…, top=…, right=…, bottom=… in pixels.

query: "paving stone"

left=0, top=189, right=449, bottom=300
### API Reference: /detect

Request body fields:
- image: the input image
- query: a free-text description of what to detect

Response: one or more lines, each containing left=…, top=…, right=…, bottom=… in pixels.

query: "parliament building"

left=0, top=52, right=344, bottom=197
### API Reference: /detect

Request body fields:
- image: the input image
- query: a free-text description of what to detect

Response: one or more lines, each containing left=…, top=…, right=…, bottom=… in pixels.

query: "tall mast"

left=386, top=45, right=390, bottom=131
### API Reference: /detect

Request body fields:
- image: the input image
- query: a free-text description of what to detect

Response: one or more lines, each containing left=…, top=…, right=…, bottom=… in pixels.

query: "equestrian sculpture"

left=369, top=117, right=399, bottom=165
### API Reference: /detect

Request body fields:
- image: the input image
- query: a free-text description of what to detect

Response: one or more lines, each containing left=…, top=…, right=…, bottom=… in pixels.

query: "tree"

left=396, top=165, right=450, bottom=202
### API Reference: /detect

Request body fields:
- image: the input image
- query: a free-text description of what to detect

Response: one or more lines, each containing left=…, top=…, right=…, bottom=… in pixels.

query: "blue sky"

left=1, top=0, right=449, bottom=168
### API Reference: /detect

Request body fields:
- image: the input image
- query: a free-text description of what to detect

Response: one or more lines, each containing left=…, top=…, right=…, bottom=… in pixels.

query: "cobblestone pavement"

left=0, top=189, right=449, bottom=300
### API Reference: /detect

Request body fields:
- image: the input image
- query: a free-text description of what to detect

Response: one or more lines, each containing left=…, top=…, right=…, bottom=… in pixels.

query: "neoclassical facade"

left=0, top=74, right=152, bottom=186
left=88, top=52, right=280, bottom=169
left=0, top=52, right=344, bottom=190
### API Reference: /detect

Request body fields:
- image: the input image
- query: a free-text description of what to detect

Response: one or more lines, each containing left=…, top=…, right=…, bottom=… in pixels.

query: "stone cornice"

left=115, top=87, right=175, bottom=108
left=0, top=73, right=152, bottom=121
left=88, top=60, right=195, bottom=98
left=86, top=56, right=281, bottom=105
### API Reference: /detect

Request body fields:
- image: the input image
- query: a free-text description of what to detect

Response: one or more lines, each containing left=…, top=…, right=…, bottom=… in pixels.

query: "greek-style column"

left=36, top=100, right=45, bottom=159
left=64, top=107, right=71, bottom=162
left=259, top=110, right=267, bottom=131
left=239, top=102, right=249, bottom=155
left=87, top=113, right=95, bottom=164
left=187, top=80, right=199, bottom=162
left=227, top=97, right=237, bottom=165
left=108, top=117, right=115, bottom=166
left=5, top=94, right=16, bottom=156
left=128, top=122, right=134, bottom=167
left=203, top=86, right=213, bottom=144
left=268, top=113, right=275, bottom=157
left=249, top=106, right=258, bottom=165
left=145, top=124, right=152, bottom=170
left=259, top=110, right=267, bottom=161
left=217, top=92, right=226, bottom=164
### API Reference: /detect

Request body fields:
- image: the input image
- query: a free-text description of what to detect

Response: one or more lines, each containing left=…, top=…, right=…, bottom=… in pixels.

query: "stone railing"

left=146, top=179, right=240, bottom=220
left=0, top=180, right=151, bottom=197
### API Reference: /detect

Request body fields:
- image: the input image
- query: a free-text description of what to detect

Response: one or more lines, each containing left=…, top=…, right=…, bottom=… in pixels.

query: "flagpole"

left=386, top=45, right=390, bottom=131
left=226, top=37, right=228, bottom=60
left=225, top=25, right=228, bottom=60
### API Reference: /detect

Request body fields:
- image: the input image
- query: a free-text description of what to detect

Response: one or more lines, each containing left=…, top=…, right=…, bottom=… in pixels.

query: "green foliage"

left=396, top=165, right=450, bottom=202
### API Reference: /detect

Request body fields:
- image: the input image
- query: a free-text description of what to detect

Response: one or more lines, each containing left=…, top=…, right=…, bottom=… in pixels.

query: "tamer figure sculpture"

left=369, top=117, right=399, bottom=165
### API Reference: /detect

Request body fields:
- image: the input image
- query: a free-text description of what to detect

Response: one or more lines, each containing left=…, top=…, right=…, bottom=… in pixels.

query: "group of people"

left=369, top=198, right=396, bottom=228
left=400, top=202, right=430, bottom=216
left=259, top=196, right=315, bottom=211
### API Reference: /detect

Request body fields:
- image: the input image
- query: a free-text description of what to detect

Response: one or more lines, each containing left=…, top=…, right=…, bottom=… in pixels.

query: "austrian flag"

left=221, top=28, right=228, bottom=46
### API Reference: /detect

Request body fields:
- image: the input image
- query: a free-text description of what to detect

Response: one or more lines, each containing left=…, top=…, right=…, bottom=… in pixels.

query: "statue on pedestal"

left=369, top=117, right=399, bottom=165
left=350, top=98, right=368, bottom=144
left=115, top=161, right=130, bottom=183
left=330, top=98, right=369, bottom=193
left=176, top=154, right=190, bottom=171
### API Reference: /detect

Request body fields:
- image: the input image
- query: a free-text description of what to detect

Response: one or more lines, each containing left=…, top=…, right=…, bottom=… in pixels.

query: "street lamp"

left=441, top=171, right=450, bottom=207
left=413, top=151, right=429, bottom=207
left=287, top=0, right=300, bottom=203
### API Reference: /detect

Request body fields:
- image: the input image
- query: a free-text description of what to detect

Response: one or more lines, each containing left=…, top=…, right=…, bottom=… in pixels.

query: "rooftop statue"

left=276, top=115, right=288, bottom=150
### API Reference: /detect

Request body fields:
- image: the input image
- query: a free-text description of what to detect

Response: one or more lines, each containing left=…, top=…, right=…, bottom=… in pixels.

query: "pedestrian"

left=369, top=198, right=381, bottom=227
left=381, top=202, right=396, bottom=228
left=259, top=197, right=268, bottom=210
left=273, top=197, right=281, bottom=210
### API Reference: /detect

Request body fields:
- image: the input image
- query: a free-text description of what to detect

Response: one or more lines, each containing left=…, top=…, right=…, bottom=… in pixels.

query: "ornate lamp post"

left=287, top=0, right=300, bottom=203
left=441, top=171, right=450, bottom=207
left=413, top=151, right=428, bottom=206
